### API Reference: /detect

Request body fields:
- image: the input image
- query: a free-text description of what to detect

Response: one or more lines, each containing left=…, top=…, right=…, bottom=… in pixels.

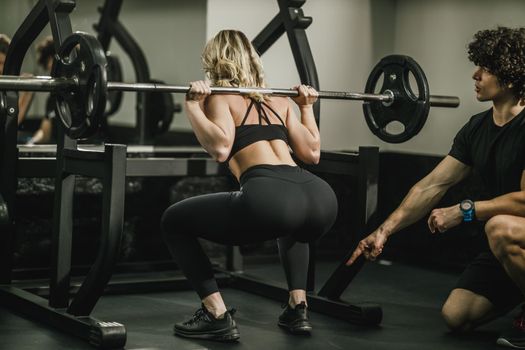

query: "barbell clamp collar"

left=381, top=89, right=395, bottom=107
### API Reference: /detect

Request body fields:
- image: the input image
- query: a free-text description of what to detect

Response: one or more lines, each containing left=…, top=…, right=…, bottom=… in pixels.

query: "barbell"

left=0, top=32, right=460, bottom=142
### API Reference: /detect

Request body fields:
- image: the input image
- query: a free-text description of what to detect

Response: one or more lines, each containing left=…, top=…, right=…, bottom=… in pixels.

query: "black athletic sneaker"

left=173, top=305, right=240, bottom=342
left=497, top=306, right=525, bottom=348
left=278, top=301, right=312, bottom=335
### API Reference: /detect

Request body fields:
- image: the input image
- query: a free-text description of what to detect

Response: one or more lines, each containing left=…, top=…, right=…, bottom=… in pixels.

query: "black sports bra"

left=226, top=99, right=289, bottom=162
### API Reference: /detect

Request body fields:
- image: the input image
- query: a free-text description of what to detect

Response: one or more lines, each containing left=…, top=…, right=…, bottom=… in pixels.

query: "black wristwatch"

left=460, top=199, right=475, bottom=222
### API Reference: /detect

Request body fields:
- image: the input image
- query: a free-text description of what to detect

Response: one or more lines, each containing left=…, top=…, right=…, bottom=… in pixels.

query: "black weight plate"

left=104, top=53, right=123, bottom=117
left=145, top=79, right=175, bottom=136
left=52, top=32, right=108, bottom=139
left=363, top=55, right=430, bottom=143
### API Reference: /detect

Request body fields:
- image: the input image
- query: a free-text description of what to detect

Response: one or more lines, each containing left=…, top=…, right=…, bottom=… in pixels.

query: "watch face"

left=461, top=201, right=473, bottom=211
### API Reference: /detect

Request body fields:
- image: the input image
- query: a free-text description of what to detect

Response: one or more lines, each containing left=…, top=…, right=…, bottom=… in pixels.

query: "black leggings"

left=161, top=164, right=338, bottom=299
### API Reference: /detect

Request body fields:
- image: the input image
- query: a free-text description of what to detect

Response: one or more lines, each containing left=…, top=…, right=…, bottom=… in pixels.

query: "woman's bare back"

left=222, top=94, right=296, bottom=179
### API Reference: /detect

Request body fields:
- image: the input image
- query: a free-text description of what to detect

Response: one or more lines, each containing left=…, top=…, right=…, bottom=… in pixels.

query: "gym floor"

left=0, top=260, right=513, bottom=350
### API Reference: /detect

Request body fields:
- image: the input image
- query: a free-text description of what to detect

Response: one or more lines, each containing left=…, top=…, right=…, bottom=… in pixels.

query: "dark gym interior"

left=1, top=1, right=525, bottom=349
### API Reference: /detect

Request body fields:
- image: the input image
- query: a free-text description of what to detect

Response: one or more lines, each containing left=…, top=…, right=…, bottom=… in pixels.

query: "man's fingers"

left=428, top=215, right=436, bottom=233
left=347, top=239, right=370, bottom=265
left=374, top=239, right=384, bottom=251
left=346, top=247, right=363, bottom=266
left=372, top=245, right=383, bottom=258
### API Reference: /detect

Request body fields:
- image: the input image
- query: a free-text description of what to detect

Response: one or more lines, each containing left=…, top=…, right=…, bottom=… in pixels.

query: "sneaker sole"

left=497, top=338, right=525, bottom=349
left=278, top=321, right=312, bottom=335
left=174, top=327, right=240, bottom=342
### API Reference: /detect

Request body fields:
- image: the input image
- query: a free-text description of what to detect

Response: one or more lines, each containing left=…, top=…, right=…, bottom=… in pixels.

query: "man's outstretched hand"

left=346, top=229, right=388, bottom=265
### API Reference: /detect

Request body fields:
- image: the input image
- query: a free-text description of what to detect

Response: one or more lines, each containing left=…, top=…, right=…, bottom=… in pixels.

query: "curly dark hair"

left=36, top=36, right=55, bottom=70
left=468, top=26, right=525, bottom=98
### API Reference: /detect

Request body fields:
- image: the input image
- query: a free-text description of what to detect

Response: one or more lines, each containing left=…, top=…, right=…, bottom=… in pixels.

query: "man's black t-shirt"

left=449, top=107, right=525, bottom=198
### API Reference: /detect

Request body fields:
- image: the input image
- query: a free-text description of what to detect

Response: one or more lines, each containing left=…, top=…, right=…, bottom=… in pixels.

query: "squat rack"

left=0, top=0, right=381, bottom=348
left=94, top=0, right=181, bottom=143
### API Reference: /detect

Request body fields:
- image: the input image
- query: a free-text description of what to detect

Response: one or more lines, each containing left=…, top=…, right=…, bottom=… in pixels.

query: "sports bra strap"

left=256, top=102, right=273, bottom=125
left=240, top=98, right=286, bottom=126
left=240, top=100, right=255, bottom=126
left=261, top=102, right=285, bottom=125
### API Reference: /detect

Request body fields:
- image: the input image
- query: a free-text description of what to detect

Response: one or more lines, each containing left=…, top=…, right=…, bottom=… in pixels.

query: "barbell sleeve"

left=0, top=75, right=459, bottom=108
left=429, top=95, right=460, bottom=108
left=0, top=75, right=76, bottom=92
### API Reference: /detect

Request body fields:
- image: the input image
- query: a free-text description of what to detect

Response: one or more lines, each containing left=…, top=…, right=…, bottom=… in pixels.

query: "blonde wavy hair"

left=202, top=30, right=267, bottom=101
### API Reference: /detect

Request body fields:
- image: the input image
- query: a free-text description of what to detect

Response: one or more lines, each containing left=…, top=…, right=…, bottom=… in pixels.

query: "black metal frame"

left=226, top=148, right=380, bottom=324
left=93, top=0, right=152, bottom=144
left=247, top=0, right=380, bottom=305
left=94, top=0, right=319, bottom=142
left=0, top=1, right=127, bottom=348
left=252, top=0, right=320, bottom=124
left=14, top=145, right=381, bottom=328
left=1, top=143, right=129, bottom=348
left=0, top=0, right=382, bottom=348
left=0, top=0, right=64, bottom=286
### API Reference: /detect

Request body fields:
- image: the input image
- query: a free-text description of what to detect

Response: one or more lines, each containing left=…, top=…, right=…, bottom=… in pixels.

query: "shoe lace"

left=184, top=308, right=211, bottom=326
left=513, top=306, right=525, bottom=331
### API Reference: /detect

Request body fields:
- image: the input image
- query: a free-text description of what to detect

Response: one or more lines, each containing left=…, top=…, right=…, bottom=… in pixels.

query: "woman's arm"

left=383, top=155, right=471, bottom=235
left=286, top=85, right=320, bottom=164
left=185, top=81, right=235, bottom=162
left=348, top=155, right=471, bottom=264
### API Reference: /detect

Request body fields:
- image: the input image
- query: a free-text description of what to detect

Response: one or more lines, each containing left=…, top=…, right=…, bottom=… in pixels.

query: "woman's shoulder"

left=206, top=94, right=290, bottom=114
left=265, top=96, right=290, bottom=109
left=207, top=93, right=246, bottom=104
left=205, top=93, right=238, bottom=109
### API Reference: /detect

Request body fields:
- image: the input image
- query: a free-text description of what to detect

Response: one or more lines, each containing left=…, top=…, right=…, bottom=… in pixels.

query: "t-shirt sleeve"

left=448, top=122, right=472, bottom=166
